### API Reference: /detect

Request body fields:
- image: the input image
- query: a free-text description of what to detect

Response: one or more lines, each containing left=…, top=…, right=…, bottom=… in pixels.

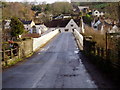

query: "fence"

left=84, top=37, right=120, bottom=67
left=1, top=48, right=20, bottom=66
left=2, top=30, right=60, bottom=66
left=83, top=37, right=120, bottom=81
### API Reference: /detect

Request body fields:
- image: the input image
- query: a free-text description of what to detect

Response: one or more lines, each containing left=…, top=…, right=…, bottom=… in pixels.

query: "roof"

left=78, top=6, right=89, bottom=10
left=45, top=19, right=81, bottom=28
left=20, top=20, right=32, bottom=24
left=35, top=23, right=43, bottom=25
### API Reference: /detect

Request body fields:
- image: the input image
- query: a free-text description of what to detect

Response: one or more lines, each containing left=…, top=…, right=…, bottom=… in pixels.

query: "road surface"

left=3, top=32, right=98, bottom=88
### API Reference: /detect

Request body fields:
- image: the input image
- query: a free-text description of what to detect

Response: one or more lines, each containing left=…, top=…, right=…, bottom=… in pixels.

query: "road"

left=3, top=32, right=105, bottom=88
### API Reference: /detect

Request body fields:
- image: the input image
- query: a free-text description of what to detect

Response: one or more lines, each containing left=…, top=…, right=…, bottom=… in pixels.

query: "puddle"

left=86, top=80, right=95, bottom=84
left=76, top=48, right=79, bottom=50
left=73, top=68, right=78, bottom=71
left=74, top=50, right=79, bottom=54
left=73, top=66, right=80, bottom=71
left=60, top=74, right=79, bottom=77
left=79, top=59, right=82, bottom=64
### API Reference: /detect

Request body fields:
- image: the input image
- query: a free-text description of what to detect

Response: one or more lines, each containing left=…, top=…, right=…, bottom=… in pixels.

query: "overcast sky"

left=6, top=0, right=71, bottom=3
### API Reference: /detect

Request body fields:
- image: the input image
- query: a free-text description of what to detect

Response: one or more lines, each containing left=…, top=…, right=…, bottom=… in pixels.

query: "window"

left=72, top=29, right=74, bottom=32
left=65, top=29, right=69, bottom=31
left=33, top=29, right=36, bottom=33
left=95, top=12, right=98, bottom=14
left=32, top=26, right=37, bottom=33
left=71, top=24, right=73, bottom=27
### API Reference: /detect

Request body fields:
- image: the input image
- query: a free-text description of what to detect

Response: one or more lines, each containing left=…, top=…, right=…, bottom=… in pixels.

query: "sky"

left=5, top=0, right=71, bottom=3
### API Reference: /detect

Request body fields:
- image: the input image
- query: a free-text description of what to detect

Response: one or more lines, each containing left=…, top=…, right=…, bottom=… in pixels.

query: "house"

left=2, top=20, right=12, bottom=41
left=92, top=17, right=120, bottom=34
left=92, top=10, right=104, bottom=17
left=22, top=23, right=48, bottom=38
left=52, top=14, right=63, bottom=20
left=3, top=20, right=11, bottom=29
left=78, top=6, right=89, bottom=13
left=53, top=14, right=72, bottom=20
left=39, top=24, right=48, bottom=33
left=35, top=12, right=46, bottom=18
left=20, top=20, right=35, bottom=31
left=108, top=25, right=119, bottom=33
left=29, top=23, right=48, bottom=34
left=45, top=19, right=81, bottom=33
left=92, top=20, right=103, bottom=30
left=72, top=5, right=80, bottom=13
left=63, top=16, right=71, bottom=19
left=22, top=25, right=41, bottom=38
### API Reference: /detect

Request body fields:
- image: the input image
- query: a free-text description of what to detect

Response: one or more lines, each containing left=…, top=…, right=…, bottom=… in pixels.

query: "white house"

left=4, top=20, right=11, bottom=29
left=64, top=19, right=80, bottom=32
left=39, top=24, right=48, bottom=33
left=92, top=10, right=104, bottom=17
left=63, top=15, right=71, bottom=19
left=29, top=26, right=41, bottom=35
left=108, top=25, right=119, bottom=33
left=20, top=20, right=35, bottom=31
left=29, top=24, right=48, bottom=35
left=78, top=6, right=89, bottom=13
left=45, top=19, right=81, bottom=33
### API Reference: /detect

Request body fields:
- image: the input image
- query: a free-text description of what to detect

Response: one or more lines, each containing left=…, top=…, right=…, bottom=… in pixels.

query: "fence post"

left=118, top=50, right=120, bottom=59
left=97, top=47, right=100, bottom=56
left=10, top=48, right=13, bottom=59
left=101, top=48, right=104, bottom=58
left=3, top=50, right=7, bottom=66
left=3, top=50, right=5, bottom=61
left=93, top=46, right=96, bottom=55
left=107, top=49, right=111, bottom=61
left=18, top=48, right=20, bottom=58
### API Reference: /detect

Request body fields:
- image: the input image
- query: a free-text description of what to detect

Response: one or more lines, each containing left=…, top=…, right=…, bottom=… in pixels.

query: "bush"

left=10, top=17, right=24, bottom=38
left=82, top=15, right=93, bottom=26
left=84, top=25, right=106, bottom=48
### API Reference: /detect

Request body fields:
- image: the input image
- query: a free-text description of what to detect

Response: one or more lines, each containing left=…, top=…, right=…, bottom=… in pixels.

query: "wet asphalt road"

left=3, top=32, right=97, bottom=88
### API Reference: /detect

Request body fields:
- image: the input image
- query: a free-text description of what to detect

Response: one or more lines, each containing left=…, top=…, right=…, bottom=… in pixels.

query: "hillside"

left=72, top=2, right=120, bottom=20
left=2, top=2, right=34, bottom=20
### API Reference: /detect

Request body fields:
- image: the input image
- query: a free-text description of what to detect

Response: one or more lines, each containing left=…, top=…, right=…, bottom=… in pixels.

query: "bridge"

left=2, top=30, right=115, bottom=88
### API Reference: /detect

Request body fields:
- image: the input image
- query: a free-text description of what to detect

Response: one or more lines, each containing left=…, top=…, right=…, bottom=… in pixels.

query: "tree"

left=2, top=2, right=34, bottom=20
left=52, top=2, right=73, bottom=15
left=44, top=4, right=51, bottom=12
left=31, top=5, right=41, bottom=12
left=10, top=17, right=24, bottom=39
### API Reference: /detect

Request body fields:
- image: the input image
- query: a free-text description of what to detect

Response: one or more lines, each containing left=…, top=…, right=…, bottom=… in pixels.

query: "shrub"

left=83, top=25, right=106, bottom=48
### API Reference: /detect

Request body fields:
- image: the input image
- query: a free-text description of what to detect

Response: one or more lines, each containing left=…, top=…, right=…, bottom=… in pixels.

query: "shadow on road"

left=79, top=51, right=118, bottom=88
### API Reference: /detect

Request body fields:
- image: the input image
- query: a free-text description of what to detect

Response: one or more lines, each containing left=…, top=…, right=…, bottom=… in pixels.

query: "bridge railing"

left=33, top=29, right=59, bottom=51
left=83, top=36, right=120, bottom=81
left=73, top=29, right=83, bottom=50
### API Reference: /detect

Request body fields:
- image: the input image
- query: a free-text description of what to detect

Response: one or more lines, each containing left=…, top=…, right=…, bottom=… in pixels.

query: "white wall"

left=73, top=29, right=83, bottom=50
left=33, top=29, right=59, bottom=51
left=24, top=25, right=31, bottom=30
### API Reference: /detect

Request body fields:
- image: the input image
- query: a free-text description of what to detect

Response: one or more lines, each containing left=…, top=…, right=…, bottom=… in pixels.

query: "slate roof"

left=45, top=19, right=81, bottom=28
left=20, top=20, right=32, bottom=25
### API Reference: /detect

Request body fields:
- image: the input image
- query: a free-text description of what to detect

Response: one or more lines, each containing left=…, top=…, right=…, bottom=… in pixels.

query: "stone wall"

left=16, top=39, right=33, bottom=58
left=2, top=30, right=59, bottom=67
